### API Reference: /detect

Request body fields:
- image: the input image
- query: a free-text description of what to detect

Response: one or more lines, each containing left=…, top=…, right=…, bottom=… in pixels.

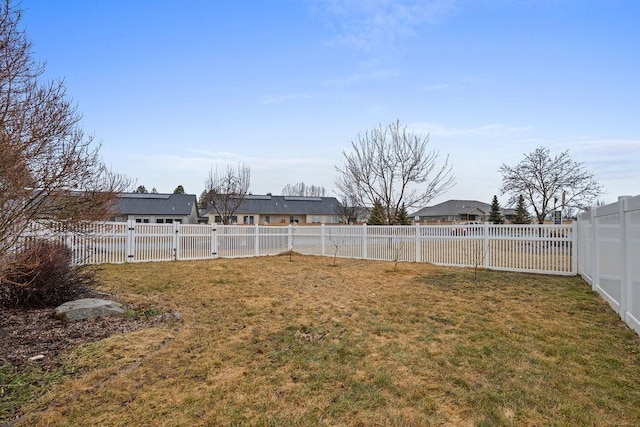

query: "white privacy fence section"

left=577, top=195, right=640, bottom=335
left=16, top=220, right=576, bottom=276
left=17, top=221, right=131, bottom=265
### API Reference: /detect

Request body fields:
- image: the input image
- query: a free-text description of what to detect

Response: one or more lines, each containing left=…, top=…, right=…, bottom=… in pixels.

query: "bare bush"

left=0, top=239, right=97, bottom=308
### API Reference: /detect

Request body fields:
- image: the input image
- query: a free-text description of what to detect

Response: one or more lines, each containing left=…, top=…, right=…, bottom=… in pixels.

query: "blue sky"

left=20, top=0, right=640, bottom=207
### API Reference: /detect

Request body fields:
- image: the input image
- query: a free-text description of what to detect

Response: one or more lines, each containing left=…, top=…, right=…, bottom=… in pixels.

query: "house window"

left=312, top=216, right=321, bottom=223
left=156, top=218, right=177, bottom=224
left=214, top=215, right=237, bottom=224
left=264, top=215, right=271, bottom=224
left=135, top=217, right=150, bottom=223
left=290, top=216, right=299, bottom=224
left=243, top=215, right=254, bottom=224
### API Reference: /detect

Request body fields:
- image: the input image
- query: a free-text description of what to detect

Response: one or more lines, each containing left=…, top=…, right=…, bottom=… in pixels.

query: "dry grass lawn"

left=14, top=255, right=640, bottom=426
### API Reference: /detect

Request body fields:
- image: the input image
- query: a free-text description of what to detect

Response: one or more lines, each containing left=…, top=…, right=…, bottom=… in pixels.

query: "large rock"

left=55, top=298, right=126, bottom=321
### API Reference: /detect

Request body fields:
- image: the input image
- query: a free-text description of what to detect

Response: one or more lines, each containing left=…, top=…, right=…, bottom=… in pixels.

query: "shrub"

left=0, top=239, right=95, bottom=308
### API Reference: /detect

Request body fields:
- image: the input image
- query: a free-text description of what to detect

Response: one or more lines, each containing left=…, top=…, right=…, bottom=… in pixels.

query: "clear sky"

left=19, top=0, right=640, bottom=208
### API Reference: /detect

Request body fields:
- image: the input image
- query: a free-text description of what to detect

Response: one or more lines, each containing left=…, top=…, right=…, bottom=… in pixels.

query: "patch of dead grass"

left=14, top=256, right=640, bottom=426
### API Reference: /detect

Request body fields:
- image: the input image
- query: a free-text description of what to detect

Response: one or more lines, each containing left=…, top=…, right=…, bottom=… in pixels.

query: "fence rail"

left=17, top=221, right=577, bottom=276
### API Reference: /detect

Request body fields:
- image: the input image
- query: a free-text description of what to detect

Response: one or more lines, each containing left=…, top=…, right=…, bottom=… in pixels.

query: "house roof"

left=411, top=200, right=490, bottom=217
left=115, top=193, right=198, bottom=216
left=412, top=199, right=517, bottom=218
left=207, top=195, right=341, bottom=216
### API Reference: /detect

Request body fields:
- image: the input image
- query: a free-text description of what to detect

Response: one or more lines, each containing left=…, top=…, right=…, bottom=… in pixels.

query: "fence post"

left=415, top=223, right=421, bottom=262
left=321, top=224, right=326, bottom=257
left=362, top=223, right=368, bottom=260
left=173, top=222, right=180, bottom=261
left=483, top=222, right=490, bottom=268
left=254, top=224, right=260, bottom=257
left=211, top=224, right=218, bottom=258
left=571, top=221, right=578, bottom=275
left=288, top=224, right=293, bottom=251
left=126, top=219, right=135, bottom=262
left=590, top=206, right=598, bottom=291
left=619, top=196, right=631, bottom=317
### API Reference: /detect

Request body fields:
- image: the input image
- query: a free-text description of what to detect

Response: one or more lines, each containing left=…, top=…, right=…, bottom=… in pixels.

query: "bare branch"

left=203, top=163, right=251, bottom=224
left=335, top=120, right=454, bottom=224
left=281, top=182, right=327, bottom=197
left=499, top=147, right=602, bottom=224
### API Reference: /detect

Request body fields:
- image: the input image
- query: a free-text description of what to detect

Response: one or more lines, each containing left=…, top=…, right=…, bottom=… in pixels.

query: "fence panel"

left=319, top=225, right=364, bottom=260
left=217, top=225, right=256, bottom=258
left=486, top=224, right=574, bottom=275
left=131, top=223, right=174, bottom=262
left=625, top=197, right=640, bottom=334
left=578, top=195, right=640, bottom=335
left=177, top=224, right=215, bottom=261
left=254, top=225, right=288, bottom=256
left=290, top=226, right=322, bottom=256
left=70, top=222, right=129, bottom=265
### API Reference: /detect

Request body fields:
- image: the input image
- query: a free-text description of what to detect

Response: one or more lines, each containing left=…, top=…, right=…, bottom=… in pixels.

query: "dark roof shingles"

left=115, top=193, right=197, bottom=216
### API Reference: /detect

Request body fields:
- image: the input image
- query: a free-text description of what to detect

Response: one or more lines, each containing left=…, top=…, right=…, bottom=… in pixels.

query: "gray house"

left=205, top=195, right=343, bottom=224
left=112, top=193, right=199, bottom=224
left=412, top=199, right=516, bottom=223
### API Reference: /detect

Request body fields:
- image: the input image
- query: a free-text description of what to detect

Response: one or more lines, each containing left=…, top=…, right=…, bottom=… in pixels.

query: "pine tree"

left=135, top=185, right=148, bottom=193
left=513, top=194, right=532, bottom=224
left=198, top=190, right=208, bottom=210
left=173, top=185, right=185, bottom=194
left=489, top=195, right=504, bottom=224
left=368, top=199, right=386, bottom=225
left=394, top=203, right=411, bottom=225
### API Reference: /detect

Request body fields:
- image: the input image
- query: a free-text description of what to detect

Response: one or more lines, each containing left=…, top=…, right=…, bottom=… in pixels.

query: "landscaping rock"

left=55, top=298, right=126, bottom=321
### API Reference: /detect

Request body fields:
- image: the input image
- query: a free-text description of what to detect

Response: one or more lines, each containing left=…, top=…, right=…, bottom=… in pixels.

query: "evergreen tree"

left=198, top=190, right=208, bottom=210
left=368, top=199, right=386, bottom=225
left=151, top=187, right=158, bottom=194
left=513, top=194, right=532, bottom=224
left=135, top=185, right=148, bottom=194
left=394, top=203, right=411, bottom=225
left=489, top=195, right=504, bottom=224
left=173, top=185, right=185, bottom=194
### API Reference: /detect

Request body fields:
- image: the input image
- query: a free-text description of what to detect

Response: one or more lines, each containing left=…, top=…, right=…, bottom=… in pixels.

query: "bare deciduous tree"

left=390, top=238, right=407, bottom=272
left=335, top=120, right=454, bottom=224
left=281, top=182, right=326, bottom=197
left=327, top=228, right=346, bottom=267
left=0, top=1, right=129, bottom=268
left=499, top=147, right=603, bottom=224
left=336, top=194, right=360, bottom=224
left=203, top=163, right=251, bottom=224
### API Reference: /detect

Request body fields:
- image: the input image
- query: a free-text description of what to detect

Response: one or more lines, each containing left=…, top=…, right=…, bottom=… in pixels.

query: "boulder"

left=55, top=298, right=126, bottom=321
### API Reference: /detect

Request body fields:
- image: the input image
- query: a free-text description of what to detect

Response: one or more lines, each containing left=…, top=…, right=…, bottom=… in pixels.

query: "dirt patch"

left=0, top=304, right=177, bottom=371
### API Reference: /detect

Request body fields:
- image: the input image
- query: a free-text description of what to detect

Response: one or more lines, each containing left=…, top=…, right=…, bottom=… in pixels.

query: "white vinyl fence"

left=18, top=220, right=577, bottom=276
left=577, top=195, right=640, bottom=335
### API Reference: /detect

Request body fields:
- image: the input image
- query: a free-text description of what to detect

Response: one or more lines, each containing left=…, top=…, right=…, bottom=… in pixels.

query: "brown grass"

left=16, top=256, right=640, bottom=426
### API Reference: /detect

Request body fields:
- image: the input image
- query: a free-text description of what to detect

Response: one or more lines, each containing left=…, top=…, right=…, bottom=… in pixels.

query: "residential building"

left=205, top=195, right=343, bottom=224
left=111, top=193, right=200, bottom=224
left=412, top=199, right=517, bottom=223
